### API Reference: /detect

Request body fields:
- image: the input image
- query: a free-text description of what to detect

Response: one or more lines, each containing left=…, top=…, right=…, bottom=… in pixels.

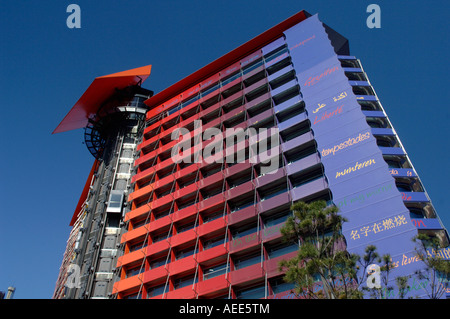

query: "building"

left=53, top=10, right=449, bottom=299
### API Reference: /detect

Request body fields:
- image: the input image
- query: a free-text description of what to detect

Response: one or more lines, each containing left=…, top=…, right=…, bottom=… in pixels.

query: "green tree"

left=412, top=233, right=450, bottom=299
left=278, top=200, right=361, bottom=299
left=278, top=200, right=411, bottom=299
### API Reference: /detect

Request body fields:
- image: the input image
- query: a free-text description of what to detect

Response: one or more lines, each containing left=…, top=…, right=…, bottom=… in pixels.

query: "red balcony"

left=197, top=216, right=228, bottom=237
left=228, top=205, right=257, bottom=226
left=196, top=244, right=229, bottom=264
left=164, top=284, right=197, bottom=299
left=229, top=263, right=265, bottom=286
left=197, top=274, right=230, bottom=298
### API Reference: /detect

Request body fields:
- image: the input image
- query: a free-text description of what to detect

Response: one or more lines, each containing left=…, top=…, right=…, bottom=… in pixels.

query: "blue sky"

left=0, top=0, right=448, bottom=299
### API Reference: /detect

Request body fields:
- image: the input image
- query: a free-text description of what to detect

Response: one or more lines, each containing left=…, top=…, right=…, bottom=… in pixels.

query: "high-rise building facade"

left=53, top=11, right=449, bottom=299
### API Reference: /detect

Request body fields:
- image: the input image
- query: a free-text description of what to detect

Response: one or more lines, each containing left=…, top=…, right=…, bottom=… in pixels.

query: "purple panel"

left=355, top=95, right=377, bottom=101
left=284, top=16, right=336, bottom=73
left=411, top=218, right=443, bottom=230
left=362, top=110, right=385, bottom=118
left=247, top=108, right=274, bottom=127
left=334, top=180, right=398, bottom=214
left=379, top=147, right=406, bottom=156
left=258, top=191, right=290, bottom=213
left=319, top=140, right=380, bottom=171
left=328, top=153, right=389, bottom=188
left=277, top=112, right=307, bottom=133
left=371, top=128, right=395, bottom=136
left=317, top=127, right=375, bottom=161
left=255, top=167, right=286, bottom=189
left=389, top=168, right=417, bottom=178
left=290, top=177, right=328, bottom=202
left=303, top=80, right=352, bottom=111
left=273, top=96, right=303, bottom=114
left=261, top=37, right=286, bottom=56
left=340, top=190, right=408, bottom=227
left=296, top=57, right=344, bottom=95
left=283, top=14, right=430, bottom=297
left=281, top=132, right=314, bottom=153
left=270, top=79, right=298, bottom=98
left=401, top=192, right=429, bottom=203
left=330, top=166, right=394, bottom=201
left=245, top=92, right=271, bottom=110
left=285, top=153, right=321, bottom=176
left=345, top=219, right=418, bottom=257
left=311, top=104, right=366, bottom=138
left=268, top=65, right=294, bottom=84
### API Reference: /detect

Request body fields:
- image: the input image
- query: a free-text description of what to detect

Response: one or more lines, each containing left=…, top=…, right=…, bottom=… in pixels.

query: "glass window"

left=126, top=265, right=143, bottom=278
left=236, top=284, right=266, bottom=299
left=175, top=246, right=198, bottom=260
left=174, top=274, right=198, bottom=289
left=233, top=252, right=263, bottom=270
left=147, top=284, right=167, bottom=298
left=270, top=277, right=295, bottom=295
left=203, top=263, right=229, bottom=280
left=264, top=211, right=290, bottom=228
left=203, top=234, right=226, bottom=250
left=149, top=256, right=168, bottom=269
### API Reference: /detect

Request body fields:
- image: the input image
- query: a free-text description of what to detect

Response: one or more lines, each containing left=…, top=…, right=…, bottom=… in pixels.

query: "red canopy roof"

left=53, top=65, right=152, bottom=134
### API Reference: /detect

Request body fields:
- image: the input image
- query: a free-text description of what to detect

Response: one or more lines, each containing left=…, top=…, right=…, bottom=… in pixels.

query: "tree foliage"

left=278, top=200, right=419, bottom=299
left=278, top=200, right=362, bottom=299
left=412, top=233, right=450, bottom=299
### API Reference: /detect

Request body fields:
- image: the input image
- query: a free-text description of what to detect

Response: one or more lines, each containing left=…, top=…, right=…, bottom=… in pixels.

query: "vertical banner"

left=282, top=14, right=426, bottom=297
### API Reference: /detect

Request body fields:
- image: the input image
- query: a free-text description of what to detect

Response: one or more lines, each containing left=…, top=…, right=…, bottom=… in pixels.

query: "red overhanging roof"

left=53, top=65, right=152, bottom=134
left=144, top=10, right=308, bottom=110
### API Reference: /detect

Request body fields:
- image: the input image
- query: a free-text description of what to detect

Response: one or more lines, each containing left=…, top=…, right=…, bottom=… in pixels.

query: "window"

left=228, top=171, right=252, bottom=189
left=290, top=165, right=324, bottom=189
left=409, top=208, right=425, bottom=219
left=358, top=100, right=382, bottom=111
left=270, top=277, right=295, bottom=295
left=146, top=284, right=167, bottom=298
left=270, top=69, right=296, bottom=90
left=259, top=182, right=288, bottom=201
left=235, top=284, right=266, bottom=299
left=129, top=240, right=146, bottom=252
left=233, top=251, right=263, bottom=270
left=149, top=256, right=168, bottom=269
left=232, top=223, right=258, bottom=240
left=152, top=231, right=169, bottom=243
left=126, top=265, right=143, bottom=278
left=263, top=210, right=290, bottom=228
left=177, top=220, right=196, bottom=234
left=396, top=183, right=412, bottom=192
left=202, top=209, right=224, bottom=223
left=285, top=143, right=317, bottom=164
left=242, top=59, right=264, bottom=76
left=229, top=197, right=254, bottom=213
left=203, top=263, right=229, bottom=280
left=174, top=274, right=198, bottom=289
left=203, top=234, right=226, bottom=250
left=345, top=71, right=367, bottom=81
left=339, top=58, right=361, bottom=68
left=276, top=101, right=305, bottom=123
left=280, top=120, right=311, bottom=142
left=175, top=246, right=198, bottom=260
left=106, top=190, right=124, bottom=213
